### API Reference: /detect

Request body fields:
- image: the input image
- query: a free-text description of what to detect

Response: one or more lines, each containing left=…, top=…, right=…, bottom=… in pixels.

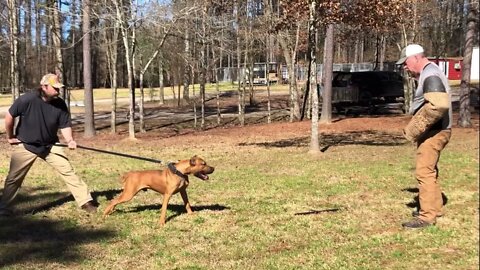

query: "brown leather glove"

left=403, top=92, right=449, bottom=142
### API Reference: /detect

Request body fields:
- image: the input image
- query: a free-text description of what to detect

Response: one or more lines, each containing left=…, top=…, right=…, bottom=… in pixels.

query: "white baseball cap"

left=396, top=44, right=424, bottom=65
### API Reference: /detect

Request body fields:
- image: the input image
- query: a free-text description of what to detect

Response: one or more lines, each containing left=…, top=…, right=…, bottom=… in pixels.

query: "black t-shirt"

left=9, top=91, right=71, bottom=155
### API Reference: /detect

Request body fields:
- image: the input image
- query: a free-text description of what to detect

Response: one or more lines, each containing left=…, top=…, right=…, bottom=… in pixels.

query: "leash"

left=55, top=143, right=163, bottom=164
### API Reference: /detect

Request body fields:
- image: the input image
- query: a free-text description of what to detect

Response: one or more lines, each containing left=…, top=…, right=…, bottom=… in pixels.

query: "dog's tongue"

left=195, top=173, right=209, bottom=180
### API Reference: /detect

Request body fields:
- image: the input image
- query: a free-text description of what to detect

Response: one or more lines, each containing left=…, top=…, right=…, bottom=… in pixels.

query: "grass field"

left=0, top=82, right=290, bottom=107
left=0, top=117, right=478, bottom=269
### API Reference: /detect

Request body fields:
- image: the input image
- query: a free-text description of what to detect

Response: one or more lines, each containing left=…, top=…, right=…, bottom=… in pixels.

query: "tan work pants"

left=416, top=129, right=451, bottom=223
left=0, top=144, right=92, bottom=211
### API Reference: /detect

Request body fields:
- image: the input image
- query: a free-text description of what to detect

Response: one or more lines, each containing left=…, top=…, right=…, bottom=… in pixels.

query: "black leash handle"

left=55, top=143, right=163, bottom=164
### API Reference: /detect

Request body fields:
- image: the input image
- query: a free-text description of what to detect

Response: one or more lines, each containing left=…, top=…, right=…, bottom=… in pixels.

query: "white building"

left=471, top=47, right=479, bottom=81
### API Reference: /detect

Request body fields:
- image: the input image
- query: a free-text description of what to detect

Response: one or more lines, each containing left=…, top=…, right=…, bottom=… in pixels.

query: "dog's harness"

left=167, top=163, right=188, bottom=180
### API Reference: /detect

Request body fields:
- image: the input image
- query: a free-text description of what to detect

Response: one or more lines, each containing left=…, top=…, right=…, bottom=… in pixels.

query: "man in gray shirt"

left=397, top=44, right=452, bottom=228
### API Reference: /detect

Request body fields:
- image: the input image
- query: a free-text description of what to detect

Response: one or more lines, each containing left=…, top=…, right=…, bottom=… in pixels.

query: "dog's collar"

left=167, top=163, right=188, bottom=180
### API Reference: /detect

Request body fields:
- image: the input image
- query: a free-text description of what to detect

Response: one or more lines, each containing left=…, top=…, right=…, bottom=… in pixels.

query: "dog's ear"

left=190, top=156, right=197, bottom=166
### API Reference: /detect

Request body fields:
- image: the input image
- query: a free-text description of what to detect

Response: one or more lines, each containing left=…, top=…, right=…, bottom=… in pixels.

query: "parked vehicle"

left=249, top=62, right=279, bottom=85
left=326, top=71, right=405, bottom=112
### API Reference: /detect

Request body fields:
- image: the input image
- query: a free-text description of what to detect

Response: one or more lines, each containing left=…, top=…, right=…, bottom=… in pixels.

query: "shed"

left=428, top=47, right=479, bottom=81
left=428, top=57, right=463, bottom=80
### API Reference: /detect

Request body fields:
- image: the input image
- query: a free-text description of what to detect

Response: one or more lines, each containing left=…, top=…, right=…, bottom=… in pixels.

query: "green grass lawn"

left=0, top=82, right=290, bottom=107
left=0, top=125, right=478, bottom=269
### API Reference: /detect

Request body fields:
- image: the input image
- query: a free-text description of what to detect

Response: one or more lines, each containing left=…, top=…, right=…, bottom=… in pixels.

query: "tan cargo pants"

left=0, top=144, right=93, bottom=212
left=416, top=129, right=451, bottom=223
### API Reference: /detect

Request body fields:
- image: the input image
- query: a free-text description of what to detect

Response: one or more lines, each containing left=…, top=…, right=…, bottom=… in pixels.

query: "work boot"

left=402, top=218, right=434, bottom=229
left=81, top=201, right=98, bottom=213
left=412, top=210, right=443, bottom=218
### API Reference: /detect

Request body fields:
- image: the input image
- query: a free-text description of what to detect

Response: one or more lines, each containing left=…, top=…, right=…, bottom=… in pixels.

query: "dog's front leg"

left=180, top=189, right=193, bottom=214
left=159, top=193, right=173, bottom=226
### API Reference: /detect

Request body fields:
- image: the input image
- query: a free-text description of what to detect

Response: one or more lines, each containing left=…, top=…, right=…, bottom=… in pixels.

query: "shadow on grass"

left=238, top=130, right=407, bottom=149
left=402, top=187, right=449, bottom=211
left=7, top=189, right=76, bottom=215
left=294, top=208, right=341, bottom=216
left=0, top=190, right=116, bottom=267
left=0, top=216, right=115, bottom=268
left=110, top=203, right=229, bottom=222
left=11, top=189, right=123, bottom=215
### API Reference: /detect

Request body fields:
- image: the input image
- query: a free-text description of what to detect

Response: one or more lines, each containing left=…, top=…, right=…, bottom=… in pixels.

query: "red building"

left=428, top=57, right=463, bottom=80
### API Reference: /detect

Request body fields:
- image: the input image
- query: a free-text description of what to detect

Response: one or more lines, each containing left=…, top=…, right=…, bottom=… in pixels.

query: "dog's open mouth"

left=194, top=172, right=209, bottom=180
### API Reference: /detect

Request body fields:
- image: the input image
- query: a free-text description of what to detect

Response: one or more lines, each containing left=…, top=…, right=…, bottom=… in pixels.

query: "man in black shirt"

left=0, top=74, right=97, bottom=216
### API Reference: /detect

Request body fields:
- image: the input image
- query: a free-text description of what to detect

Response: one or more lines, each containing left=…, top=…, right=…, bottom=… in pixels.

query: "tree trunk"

left=139, top=70, right=146, bottom=133
left=354, top=37, right=359, bottom=63
left=70, top=0, right=78, bottom=88
left=266, top=38, right=272, bottom=124
left=379, top=35, right=386, bottom=71
left=183, top=27, right=190, bottom=104
left=105, top=11, right=119, bottom=134
left=308, top=0, right=320, bottom=154
left=35, top=0, right=43, bottom=79
left=7, top=0, right=20, bottom=101
left=192, top=67, right=197, bottom=128
left=200, top=7, right=207, bottom=129
left=320, top=24, right=334, bottom=124
left=264, top=0, right=273, bottom=124
left=359, top=37, right=364, bottom=63
left=458, top=0, right=477, bottom=127
left=212, top=49, right=221, bottom=125
left=114, top=0, right=136, bottom=139
left=235, top=0, right=245, bottom=126
left=278, top=24, right=301, bottom=122
left=291, top=23, right=301, bottom=120
left=246, top=21, right=255, bottom=106
left=82, top=0, right=95, bottom=137
left=24, top=0, right=32, bottom=88
left=51, top=0, right=65, bottom=98
left=158, top=57, right=165, bottom=104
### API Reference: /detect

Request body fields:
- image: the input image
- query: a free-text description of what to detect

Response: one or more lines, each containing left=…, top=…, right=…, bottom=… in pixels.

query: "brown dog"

left=103, top=156, right=214, bottom=225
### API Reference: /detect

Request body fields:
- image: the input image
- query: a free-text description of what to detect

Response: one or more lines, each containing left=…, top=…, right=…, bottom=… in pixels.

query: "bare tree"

left=235, top=0, right=245, bottom=126
left=458, top=0, right=478, bottom=128
left=113, top=0, right=137, bottom=139
left=199, top=5, right=208, bottom=129
left=264, top=0, right=273, bottom=124
left=137, top=22, right=175, bottom=132
left=307, top=0, right=320, bottom=154
left=69, top=0, right=79, bottom=89
left=50, top=0, right=65, bottom=91
left=320, top=24, right=334, bottom=124
left=277, top=22, right=302, bottom=122
left=23, top=0, right=33, bottom=88
left=158, top=55, right=165, bottom=104
left=7, top=0, right=20, bottom=101
left=104, top=3, right=120, bottom=134
left=35, top=0, right=44, bottom=80
left=82, top=0, right=95, bottom=137
left=183, top=21, right=191, bottom=104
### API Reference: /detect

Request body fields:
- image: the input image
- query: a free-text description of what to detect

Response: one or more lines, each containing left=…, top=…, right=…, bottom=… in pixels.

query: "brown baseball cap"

left=40, top=74, right=64, bottom=88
